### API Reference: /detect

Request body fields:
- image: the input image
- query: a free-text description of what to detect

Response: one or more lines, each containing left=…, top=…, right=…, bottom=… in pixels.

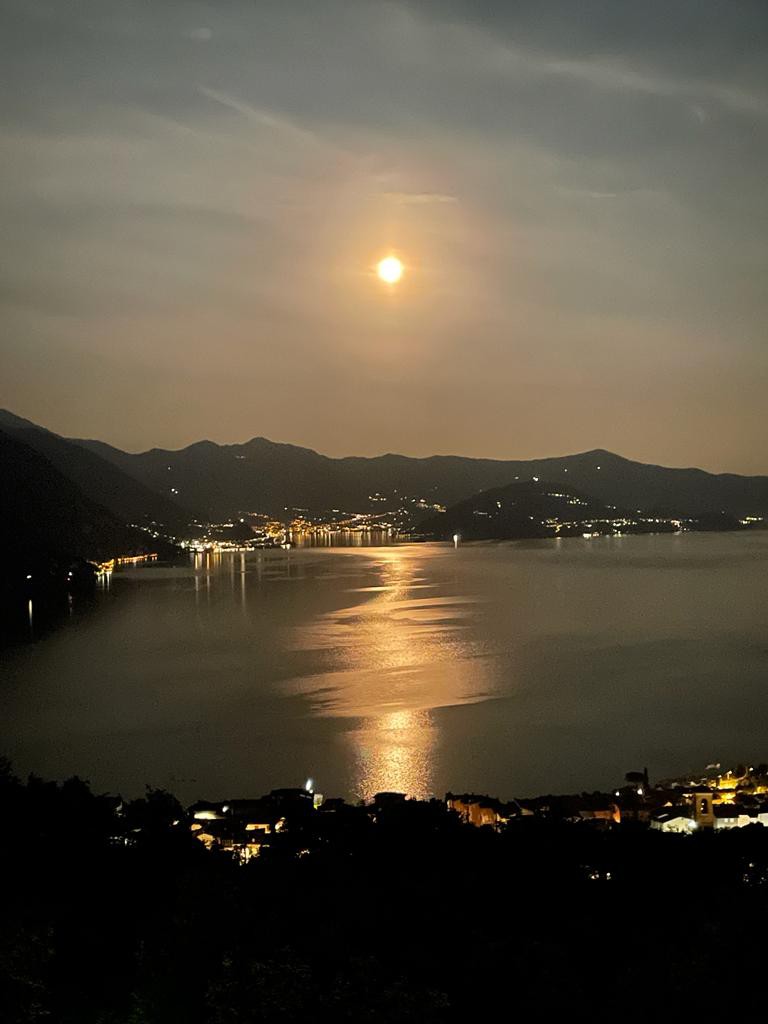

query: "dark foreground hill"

left=0, top=409, right=189, bottom=534
left=74, top=433, right=768, bottom=521
left=0, top=429, right=170, bottom=590
left=3, top=763, right=768, bottom=1022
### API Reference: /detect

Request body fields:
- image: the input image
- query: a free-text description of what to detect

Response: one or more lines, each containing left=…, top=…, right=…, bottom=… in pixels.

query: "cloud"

left=197, top=86, right=322, bottom=148
left=382, top=191, right=458, bottom=205
left=557, top=187, right=618, bottom=200
left=539, top=55, right=768, bottom=118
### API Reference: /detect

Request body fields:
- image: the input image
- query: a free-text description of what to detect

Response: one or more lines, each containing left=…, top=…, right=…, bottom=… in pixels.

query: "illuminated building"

left=651, top=811, right=698, bottom=834
left=446, top=793, right=521, bottom=829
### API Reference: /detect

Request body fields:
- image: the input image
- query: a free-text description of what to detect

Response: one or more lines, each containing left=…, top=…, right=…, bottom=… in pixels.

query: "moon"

left=376, top=256, right=403, bottom=284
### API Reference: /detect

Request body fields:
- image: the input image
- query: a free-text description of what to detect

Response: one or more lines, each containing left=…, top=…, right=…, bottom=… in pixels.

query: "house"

left=650, top=789, right=716, bottom=832
left=714, top=804, right=768, bottom=830
left=186, top=790, right=313, bottom=862
left=576, top=794, right=621, bottom=825
left=446, top=792, right=520, bottom=828
left=651, top=811, right=698, bottom=833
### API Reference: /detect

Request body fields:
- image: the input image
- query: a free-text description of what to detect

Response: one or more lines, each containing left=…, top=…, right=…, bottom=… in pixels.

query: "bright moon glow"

left=377, top=256, right=403, bottom=283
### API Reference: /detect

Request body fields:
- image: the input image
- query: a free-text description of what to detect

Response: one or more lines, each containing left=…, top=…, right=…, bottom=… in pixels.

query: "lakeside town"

left=10, top=757, right=768, bottom=863
left=143, top=502, right=765, bottom=556
left=182, top=762, right=768, bottom=864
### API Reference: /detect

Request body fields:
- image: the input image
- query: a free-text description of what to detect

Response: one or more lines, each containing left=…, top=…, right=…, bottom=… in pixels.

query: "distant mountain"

left=73, top=434, right=768, bottom=521
left=0, top=429, right=166, bottom=587
left=4, top=409, right=766, bottom=526
left=76, top=435, right=385, bottom=519
left=418, top=479, right=630, bottom=540
left=0, top=409, right=189, bottom=533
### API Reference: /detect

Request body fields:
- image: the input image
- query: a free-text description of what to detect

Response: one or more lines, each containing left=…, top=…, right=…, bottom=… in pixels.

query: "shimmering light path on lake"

left=4, top=534, right=768, bottom=802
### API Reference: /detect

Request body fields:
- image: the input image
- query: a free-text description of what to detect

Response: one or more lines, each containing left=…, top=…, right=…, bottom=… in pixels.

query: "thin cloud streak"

left=382, top=191, right=458, bottom=205
left=197, top=86, right=325, bottom=148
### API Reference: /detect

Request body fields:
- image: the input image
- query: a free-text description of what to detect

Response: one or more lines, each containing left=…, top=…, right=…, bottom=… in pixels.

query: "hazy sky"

left=2, top=1, right=767, bottom=471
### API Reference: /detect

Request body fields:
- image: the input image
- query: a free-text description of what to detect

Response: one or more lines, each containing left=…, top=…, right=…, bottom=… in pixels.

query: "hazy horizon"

left=5, top=402, right=768, bottom=476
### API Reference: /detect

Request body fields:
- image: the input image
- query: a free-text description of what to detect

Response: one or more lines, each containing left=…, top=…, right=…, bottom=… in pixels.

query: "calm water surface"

left=4, top=534, right=768, bottom=802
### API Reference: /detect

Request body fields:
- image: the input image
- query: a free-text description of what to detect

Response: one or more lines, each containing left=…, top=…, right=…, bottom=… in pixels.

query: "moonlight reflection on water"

left=285, top=545, right=495, bottom=799
left=4, top=535, right=768, bottom=802
left=351, top=708, right=437, bottom=802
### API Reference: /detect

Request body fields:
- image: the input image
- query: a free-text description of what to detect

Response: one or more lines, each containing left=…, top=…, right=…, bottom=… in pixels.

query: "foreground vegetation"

left=3, top=763, right=768, bottom=1022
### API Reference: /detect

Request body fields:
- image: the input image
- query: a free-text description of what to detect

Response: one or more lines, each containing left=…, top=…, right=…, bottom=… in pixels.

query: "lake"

left=4, top=533, right=768, bottom=803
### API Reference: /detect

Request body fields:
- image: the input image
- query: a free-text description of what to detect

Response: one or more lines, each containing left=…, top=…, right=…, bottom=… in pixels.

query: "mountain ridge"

left=4, top=407, right=767, bottom=524
left=71, top=428, right=768, bottom=520
left=0, top=428, right=171, bottom=588
left=74, top=433, right=768, bottom=482
left=0, top=409, right=190, bottom=532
